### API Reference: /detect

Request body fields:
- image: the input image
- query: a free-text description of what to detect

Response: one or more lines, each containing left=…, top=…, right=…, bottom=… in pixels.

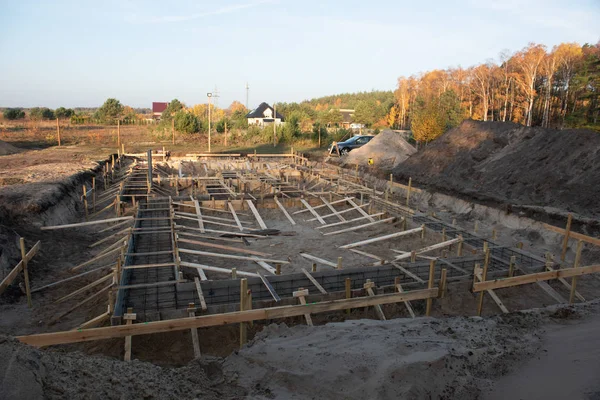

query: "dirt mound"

left=0, top=140, right=20, bottom=156
left=345, top=130, right=416, bottom=169
left=393, top=120, right=600, bottom=218
left=0, top=335, right=244, bottom=399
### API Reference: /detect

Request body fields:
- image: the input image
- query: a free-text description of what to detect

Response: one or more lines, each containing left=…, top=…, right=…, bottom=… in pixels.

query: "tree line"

left=389, top=41, right=600, bottom=142
left=3, top=106, right=75, bottom=121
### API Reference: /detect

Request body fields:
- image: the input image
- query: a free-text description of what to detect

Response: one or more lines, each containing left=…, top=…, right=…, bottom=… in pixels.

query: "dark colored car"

left=329, top=135, right=374, bottom=155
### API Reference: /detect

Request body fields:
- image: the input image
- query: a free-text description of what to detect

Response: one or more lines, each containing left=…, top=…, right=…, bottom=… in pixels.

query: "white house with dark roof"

left=246, top=102, right=284, bottom=127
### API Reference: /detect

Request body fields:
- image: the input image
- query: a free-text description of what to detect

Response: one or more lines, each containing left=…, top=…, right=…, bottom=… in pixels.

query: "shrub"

left=174, top=111, right=199, bottom=134
left=3, top=108, right=25, bottom=120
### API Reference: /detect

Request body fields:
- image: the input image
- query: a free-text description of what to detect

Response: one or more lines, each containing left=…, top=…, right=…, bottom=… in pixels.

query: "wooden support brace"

left=293, top=288, right=313, bottom=326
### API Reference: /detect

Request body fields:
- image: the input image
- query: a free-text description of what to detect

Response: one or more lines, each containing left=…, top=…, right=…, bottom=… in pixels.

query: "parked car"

left=328, top=135, right=374, bottom=155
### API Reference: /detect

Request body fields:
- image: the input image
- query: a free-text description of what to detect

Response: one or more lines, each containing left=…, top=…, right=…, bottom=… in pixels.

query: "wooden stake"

left=425, top=260, right=435, bottom=316
left=336, top=257, right=343, bottom=270
left=364, top=280, right=386, bottom=320
left=56, top=118, right=61, bottom=146
left=172, top=118, right=175, bottom=144
left=406, top=177, right=412, bottom=206
left=239, top=278, right=248, bottom=348
left=311, top=263, right=317, bottom=273
left=19, top=238, right=32, bottom=308
left=345, top=278, right=351, bottom=314
left=82, top=185, right=89, bottom=221
left=570, top=240, right=583, bottom=304
left=439, top=268, right=447, bottom=298
left=275, top=264, right=281, bottom=275
left=187, top=303, right=201, bottom=358
left=476, top=250, right=491, bottom=316
left=508, top=255, right=516, bottom=277
left=561, top=213, right=573, bottom=262
left=123, top=307, right=136, bottom=361
left=293, top=288, right=313, bottom=326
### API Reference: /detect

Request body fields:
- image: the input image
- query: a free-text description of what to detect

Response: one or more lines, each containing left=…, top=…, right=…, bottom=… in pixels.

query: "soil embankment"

left=345, top=130, right=416, bottom=169
left=393, top=120, right=600, bottom=220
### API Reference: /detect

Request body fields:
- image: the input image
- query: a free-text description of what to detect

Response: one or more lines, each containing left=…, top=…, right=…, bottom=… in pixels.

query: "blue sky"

left=0, top=0, right=598, bottom=109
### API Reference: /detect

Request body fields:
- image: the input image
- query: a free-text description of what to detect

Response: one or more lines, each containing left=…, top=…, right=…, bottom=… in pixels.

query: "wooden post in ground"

left=508, top=256, right=516, bottom=277
left=275, top=264, right=281, bottom=275
left=389, top=174, right=393, bottom=194
left=123, top=308, right=136, bottom=361
left=336, top=257, right=343, bottom=270
left=294, top=288, right=313, bottom=326
left=345, top=278, right=351, bottom=314
left=410, top=250, right=416, bottom=262
left=476, top=250, right=491, bottom=316
left=312, top=263, right=317, bottom=273
left=492, top=229, right=497, bottom=240
left=56, top=118, right=61, bottom=146
left=570, top=240, right=583, bottom=304
left=442, top=227, right=447, bottom=241
left=117, top=120, right=121, bottom=150
left=172, top=118, right=175, bottom=145
left=92, top=177, right=96, bottom=212
left=439, top=268, right=447, bottom=298
left=19, top=238, right=32, bottom=308
left=561, top=213, right=573, bottom=262
left=187, top=303, right=201, bottom=358
left=474, top=221, right=479, bottom=233
left=231, top=268, right=237, bottom=279
left=364, top=280, right=386, bottom=320
left=82, top=185, right=89, bottom=221
left=406, top=177, right=412, bottom=206
left=425, top=260, right=436, bottom=316
left=239, top=278, right=248, bottom=348
left=420, top=224, right=425, bottom=240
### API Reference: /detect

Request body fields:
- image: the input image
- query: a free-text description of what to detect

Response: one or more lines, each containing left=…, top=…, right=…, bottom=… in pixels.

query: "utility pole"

left=245, top=82, right=249, bottom=110
left=273, top=102, right=277, bottom=147
left=207, top=92, right=213, bottom=153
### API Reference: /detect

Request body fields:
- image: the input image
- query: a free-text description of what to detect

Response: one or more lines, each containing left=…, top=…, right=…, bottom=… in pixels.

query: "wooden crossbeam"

left=0, top=241, right=41, bottom=295
left=17, top=287, right=439, bottom=347
left=193, top=200, right=205, bottom=233
left=274, top=197, right=296, bottom=225
left=394, top=237, right=462, bottom=261
left=229, top=203, right=244, bottom=231
left=301, top=268, right=328, bottom=294
left=252, top=257, right=277, bottom=274
left=293, top=288, right=313, bottom=326
left=177, top=237, right=271, bottom=257
left=473, top=264, right=600, bottom=292
left=316, top=213, right=385, bottom=230
left=293, top=197, right=354, bottom=214
left=474, top=267, right=509, bottom=314
left=364, top=281, right=386, bottom=320
left=306, top=203, right=370, bottom=222
left=41, top=217, right=133, bottom=230
left=300, top=253, right=337, bottom=268
left=346, top=199, right=375, bottom=222
left=300, top=199, right=326, bottom=224
left=543, top=222, right=600, bottom=247
left=178, top=248, right=288, bottom=264
left=340, top=227, right=423, bottom=249
left=256, top=271, right=281, bottom=302
left=323, top=217, right=395, bottom=236
left=319, top=197, right=345, bottom=222
left=180, top=261, right=259, bottom=278
left=194, top=277, right=208, bottom=310
left=246, top=200, right=268, bottom=229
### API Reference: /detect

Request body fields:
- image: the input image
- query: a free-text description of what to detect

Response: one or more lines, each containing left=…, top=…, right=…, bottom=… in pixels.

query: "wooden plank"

left=50, top=284, right=112, bottom=324
left=175, top=224, right=265, bottom=238
left=246, top=200, right=268, bottom=229
left=193, top=200, right=205, bottom=233
left=178, top=248, right=288, bottom=264
left=307, top=203, right=370, bottom=222
left=180, top=261, right=259, bottom=278
left=390, top=262, right=425, bottom=283
left=187, top=304, right=201, bottom=358
left=319, top=197, right=345, bottom=222
left=340, top=227, right=423, bottom=249
left=229, top=203, right=244, bottom=231
left=71, top=247, right=125, bottom=272
left=41, top=217, right=133, bottom=230
left=394, top=237, right=463, bottom=261
left=322, top=217, right=395, bottom=236
left=122, top=262, right=176, bottom=270
left=55, top=274, right=113, bottom=303
left=17, top=288, right=439, bottom=347
left=300, top=199, right=326, bottom=224
left=178, top=237, right=271, bottom=257
left=316, top=213, right=385, bottom=230
left=273, top=197, right=296, bottom=225
left=89, top=228, right=131, bottom=248
left=395, top=283, right=416, bottom=318
left=474, top=269, right=509, bottom=314
left=301, top=268, right=328, bottom=294
left=252, top=257, right=277, bottom=274
left=31, top=264, right=112, bottom=293
left=364, top=281, right=386, bottom=320
left=473, top=264, right=600, bottom=292
left=0, top=241, right=41, bottom=295
left=77, top=311, right=110, bottom=330
left=543, top=222, right=600, bottom=247
left=293, top=288, right=313, bottom=326
left=300, top=253, right=337, bottom=268
left=346, top=199, right=376, bottom=222
left=194, top=277, right=208, bottom=311
left=293, top=197, right=354, bottom=214
left=256, top=271, right=281, bottom=302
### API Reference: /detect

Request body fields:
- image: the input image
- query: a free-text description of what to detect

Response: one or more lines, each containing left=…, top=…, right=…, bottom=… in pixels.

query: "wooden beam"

left=77, top=311, right=110, bottom=330
left=180, top=261, right=259, bottom=278
left=543, top=221, right=600, bottom=247
left=194, top=277, right=208, bottom=311
left=31, top=264, right=111, bottom=293
left=71, top=247, right=125, bottom=272
left=178, top=248, right=288, bottom=264
left=18, top=287, right=439, bottom=347
left=0, top=241, right=41, bottom=295
left=187, top=304, right=202, bottom=358
left=193, top=200, right=205, bottom=233
left=252, top=257, right=277, bottom=275
left=346, top=199, right=375, bottom=222
left=473, top=264, right=600, bottom=292
left=293, top=288, right=313, bottom=326
left=322, top=217, right=395, bottom=236
left=256, top=271, right=281, bottom=302
left=394, top=237, right=462, bottom=261
left=364, top=281, right=386, bottom=320
left=395, top=281, right=415, bottom=318
left=55, top=274, right=113, bottom=303
left=390, top=262, right=425, bottom=283
left=474, top=267, right=509, bottom=314
left=245, top=200, right=268, bottom=229
left=301, top=268, right=327, bottom=294
left=300, top=199, right=326, bottom=224
left=177, top=237, right=271, bottom=257
left=41, top=217, right=133, bottom=230
left=319, top=197, right=345, bottom=222
left=340, top=227, right=423, bottom=249
left=300, top=253, right=337, bottom=268
left=273, top=197, right=296, bottom=225
left=229, top=203, right=244, bottom=231
left=306, top=203, right=370, bottom=222
left=316, top=213, right=385, bottom=230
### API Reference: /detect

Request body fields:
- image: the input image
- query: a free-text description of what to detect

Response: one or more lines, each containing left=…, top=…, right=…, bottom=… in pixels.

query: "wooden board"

left=17, top=288, right=439, bottom=347
left=0, top=241, right=41, bottom=295
left=300, top=199, right=326, bottom=224
left=323, top=217, right=395, bottom=236
left=246, top=200, right=268, bottom=229
left=340, top=227, right=422, bottom=249
left=273, top=197, right=296, bottom=225
left=41, top=217, right=133, bottom=230
left=300, top=253, right=337, bottom=268
left=301, top=268, right=328, bottom=294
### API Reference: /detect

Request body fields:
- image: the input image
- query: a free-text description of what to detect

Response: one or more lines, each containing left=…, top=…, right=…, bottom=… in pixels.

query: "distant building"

left=340, top=109, right=354, bottom=129
left=246, top=102, right=284, bottom=127
left=152, top=102, right=169, bottom=120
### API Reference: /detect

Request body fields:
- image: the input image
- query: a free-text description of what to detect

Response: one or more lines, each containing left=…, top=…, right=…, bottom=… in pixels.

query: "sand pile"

left=393, top=120, right=600, bottom=219
left=0, top=140, right=19, bottom=156
left=344, top=130, right=416, bottom=169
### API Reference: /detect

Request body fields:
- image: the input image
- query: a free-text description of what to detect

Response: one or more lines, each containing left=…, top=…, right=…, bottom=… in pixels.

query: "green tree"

left=325, top=108, right=343, bottom=126
left=29, top=107, right=54, bottom=120
left=282, top=112, right=302, bottom=142
left=439, top=90, right=466, bottom=129
left=162, top=99, right=184, bottom=120
left=3, top=108, right=25, bottom=120
left=55, top=107, right=74, bottom=119
left=353, top=100, right=378, bottom=126
left=174, top=111, right=199, bottom=134
left=96, top=98, right=123, bottom=122
left=311, top=122, right=328, bottom=146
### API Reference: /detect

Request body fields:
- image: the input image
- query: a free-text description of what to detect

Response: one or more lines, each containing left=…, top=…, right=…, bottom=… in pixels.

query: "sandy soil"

left=344, top=130, right=416, bottom=170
